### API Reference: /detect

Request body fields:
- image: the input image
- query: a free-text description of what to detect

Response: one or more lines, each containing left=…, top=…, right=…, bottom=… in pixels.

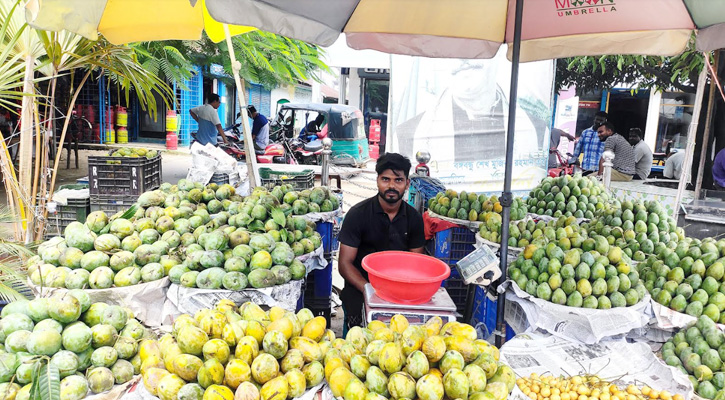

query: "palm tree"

left=0, top=0, right=176, bottom=242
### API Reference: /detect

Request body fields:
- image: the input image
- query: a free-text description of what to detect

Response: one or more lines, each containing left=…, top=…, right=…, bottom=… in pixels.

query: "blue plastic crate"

left=428, top=227, right=477, bottom=264
left=470, top=287, right=497, bottom=338
left=315, top=221, right=339, bottom=254
left=470, top=290, right=517, bottom=341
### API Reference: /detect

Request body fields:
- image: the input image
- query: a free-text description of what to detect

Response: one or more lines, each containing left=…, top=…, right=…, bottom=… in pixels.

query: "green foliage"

left=155, top=31, right=331, bottom=90
left=556, top=35, right=709, bottom=94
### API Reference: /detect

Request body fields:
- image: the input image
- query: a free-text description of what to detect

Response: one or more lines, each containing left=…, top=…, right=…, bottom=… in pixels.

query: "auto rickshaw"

left=271, top=103, right=370, bottom=166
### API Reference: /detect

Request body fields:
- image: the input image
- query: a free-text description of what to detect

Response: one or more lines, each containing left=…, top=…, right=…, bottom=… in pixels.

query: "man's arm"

left=339, top=244, right=367, bottom=293
left=410, top=247, right=425, bottom=254
left=216, top=124, right=229, bottom=144
left=189, top=110, right=199, bottom=123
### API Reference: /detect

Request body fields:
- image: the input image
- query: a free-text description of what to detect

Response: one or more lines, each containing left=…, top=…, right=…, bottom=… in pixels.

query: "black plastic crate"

left=426, top=227, right=477, bottom=264
left=88, top=153, right=162, bottom=196
left=259, top=167, right=314, bottom=191
left=90, top=195, right=138, bottom=216
left=44, top=196, right=91, bottom=238
left=305, top=297, right=331, bottom=328
left=210, top=172, right=230, bottom=185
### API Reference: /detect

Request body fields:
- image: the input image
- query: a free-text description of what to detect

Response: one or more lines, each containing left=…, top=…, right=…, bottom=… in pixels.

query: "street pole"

left=321, top=137, right=332, bottom=186
left=495, top=0, right=524, bottom=348
left=602, top=150, right=614, bottom=189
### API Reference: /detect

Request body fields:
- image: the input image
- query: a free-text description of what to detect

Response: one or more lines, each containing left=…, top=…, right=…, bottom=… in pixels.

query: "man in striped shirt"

left=570, top=111, right=608, bottom=173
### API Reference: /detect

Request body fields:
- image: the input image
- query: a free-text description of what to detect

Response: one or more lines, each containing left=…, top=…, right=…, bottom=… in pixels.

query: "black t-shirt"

left=338, top=196, right=426, bottom=316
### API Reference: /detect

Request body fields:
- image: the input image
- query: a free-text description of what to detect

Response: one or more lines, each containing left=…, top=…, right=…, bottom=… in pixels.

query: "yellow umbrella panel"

left=25, top=0, right=254, bottom=44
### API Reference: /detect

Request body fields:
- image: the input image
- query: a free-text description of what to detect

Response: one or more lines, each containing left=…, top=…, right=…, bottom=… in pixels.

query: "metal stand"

left=321, top=137, right=332, bottom=186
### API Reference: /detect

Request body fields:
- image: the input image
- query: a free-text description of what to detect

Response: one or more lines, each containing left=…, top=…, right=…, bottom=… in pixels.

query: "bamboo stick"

left=47, top=70, right=91, bottom=199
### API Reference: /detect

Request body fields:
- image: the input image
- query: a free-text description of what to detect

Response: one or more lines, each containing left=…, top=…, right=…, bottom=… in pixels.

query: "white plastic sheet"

left=28, top=278, right=171, bottom=327
left=502, top=280, right=653, bottom=344
left=426, top=210, right=481, bottom=232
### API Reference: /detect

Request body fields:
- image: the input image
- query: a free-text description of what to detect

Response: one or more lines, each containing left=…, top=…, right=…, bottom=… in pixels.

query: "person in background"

left=247, top=105, right=269, bottom=150
left=337, top=153, right=425, bottom=334
left=664, top=150, right=686, bottom=180
left=597, top=121, right=636, bottom=181
left=189, top=93, right=228, bottom=146
left=570, top=111, right=608, bottom=174
left=549, top=128, right=576, bottom=169
left=628, top=128, right=653, bottom=180
left=299, top=114, right=325, bottom=140
left=713, top=148, right=725, bottom=189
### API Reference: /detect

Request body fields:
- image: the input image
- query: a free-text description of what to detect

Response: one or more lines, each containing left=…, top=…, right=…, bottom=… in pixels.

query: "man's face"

left=211, top=100, right=221, bottom=109
left=592, top=115, right=606, bottom=128
left=377, top=169, right=409, bottom=205
left=597, top=125, right=612, bottom=142
left=628, top=134, right=640, bottom=146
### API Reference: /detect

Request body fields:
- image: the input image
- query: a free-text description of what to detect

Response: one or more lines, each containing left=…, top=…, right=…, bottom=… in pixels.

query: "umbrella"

left=24, top=0, right=261, bottom=185
left=203, top=0, right=725, bottom=60
left=204, top=0, right=720, bottom=345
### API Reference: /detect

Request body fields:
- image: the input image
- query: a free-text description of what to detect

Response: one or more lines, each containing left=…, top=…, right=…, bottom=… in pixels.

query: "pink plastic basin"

left=362, top=251, right=451, bottom=305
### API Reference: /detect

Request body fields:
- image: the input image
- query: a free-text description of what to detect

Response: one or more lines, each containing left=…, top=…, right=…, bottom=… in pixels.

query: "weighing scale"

left=363, top=284, right=458, bottom=325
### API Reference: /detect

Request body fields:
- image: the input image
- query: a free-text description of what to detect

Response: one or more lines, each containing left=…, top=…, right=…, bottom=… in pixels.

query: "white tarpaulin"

left=29, top=278, right=171, bottom=327
left=501, top=332, right=693, bottom=400
left=389, top=47, right=555, bottom=194
left=502, top=280, right=653, bottom=344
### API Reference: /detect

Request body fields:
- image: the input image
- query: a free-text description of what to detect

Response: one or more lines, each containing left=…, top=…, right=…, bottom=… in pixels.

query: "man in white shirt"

left=190, top=94, right=228, bottom=146
left=664, top=150, right=686, bottom=180
left=628, top=128, right=652, bottom=180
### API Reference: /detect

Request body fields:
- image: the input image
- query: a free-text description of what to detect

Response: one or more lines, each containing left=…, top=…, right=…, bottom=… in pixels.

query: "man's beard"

left=379, top=189, right=402, bottom=204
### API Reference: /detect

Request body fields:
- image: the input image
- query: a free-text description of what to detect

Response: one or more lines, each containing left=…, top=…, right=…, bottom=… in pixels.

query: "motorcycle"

left=191, top=124, right=289, bottom=164
left=286, top=137, right=324, bottom=165
left=548, top=149, right=580, bottom=177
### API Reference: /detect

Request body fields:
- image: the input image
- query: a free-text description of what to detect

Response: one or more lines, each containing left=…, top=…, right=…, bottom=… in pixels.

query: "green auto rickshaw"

left=272, top=103, right=370, bottom=166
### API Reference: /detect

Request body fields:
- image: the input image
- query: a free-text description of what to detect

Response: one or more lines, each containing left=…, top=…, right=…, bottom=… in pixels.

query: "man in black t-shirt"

left=338, top=153, right=426, bottom=333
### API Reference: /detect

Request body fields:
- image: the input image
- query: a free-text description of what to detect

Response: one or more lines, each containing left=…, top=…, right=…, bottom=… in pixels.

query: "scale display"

left=456, top=245, right=502, bottom=286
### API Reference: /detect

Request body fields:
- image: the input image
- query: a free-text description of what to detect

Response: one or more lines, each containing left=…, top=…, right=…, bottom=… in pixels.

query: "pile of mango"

left=0, top=294, right=150, bottom=400
left=34, top=180, right=325, bottom=290
left=326, top=316, right=515, bottom=400
left=517, top=373, right=684, bottom=400
left=140, top=300, right=332, bottom=400
left=428, top=190, right=528, bottom=222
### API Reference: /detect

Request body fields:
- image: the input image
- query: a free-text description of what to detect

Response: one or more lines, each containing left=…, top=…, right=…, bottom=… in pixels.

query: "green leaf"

left=280, top=229, right=288, bottom=243
left=120, top=204, right=139, bottom=220
left=271, top=208, right=286, bottom=226
left=30, top=361, right=60, bottom=400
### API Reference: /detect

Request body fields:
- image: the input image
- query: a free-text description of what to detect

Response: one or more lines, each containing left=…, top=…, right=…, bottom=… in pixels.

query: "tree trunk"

left=19, top=56, right=35, bottom=243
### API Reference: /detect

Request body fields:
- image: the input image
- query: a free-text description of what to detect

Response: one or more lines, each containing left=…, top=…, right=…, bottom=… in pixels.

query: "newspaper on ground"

left=502, top=280, right=652, bottom=344
left=300, top=208, right=343, bottom=223
left=28, top=278, right=170, bottom=327
left=501, top=331, right=693, bottom=400
left=162, top=280, right=303, bottom=324
left=427, top=210, right=482, bottom=232
left=299, top=245, right=329, bottom=273
left=120, top=375, right=329, bottom=400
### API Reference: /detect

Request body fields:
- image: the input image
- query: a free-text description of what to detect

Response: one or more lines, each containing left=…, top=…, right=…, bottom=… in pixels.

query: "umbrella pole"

left=223, top=24, right=260, bottom=188
left=495, top=0, right=524, bottom=348
left=674, top=62, right=709, bottom=224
